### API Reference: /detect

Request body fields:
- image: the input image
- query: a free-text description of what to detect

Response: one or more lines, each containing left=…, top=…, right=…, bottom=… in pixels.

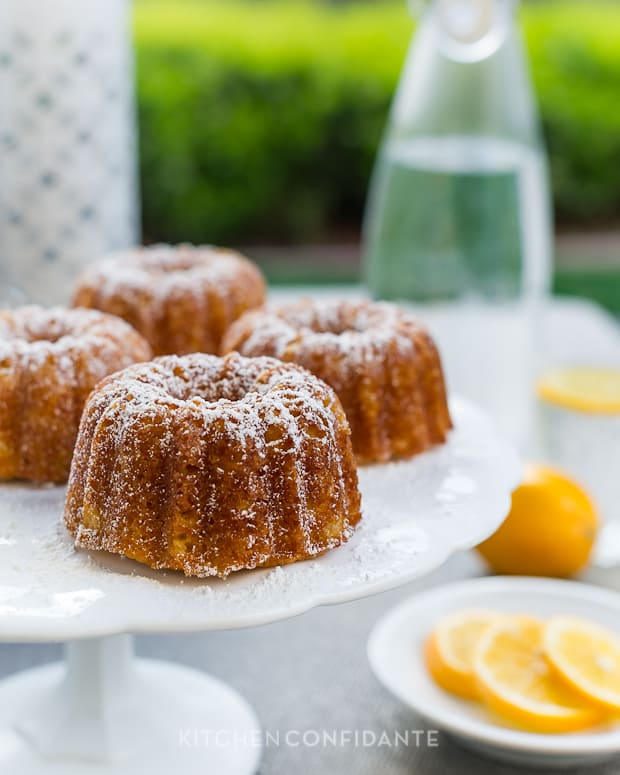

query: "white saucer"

left=368, top=576, right=620, bottom=770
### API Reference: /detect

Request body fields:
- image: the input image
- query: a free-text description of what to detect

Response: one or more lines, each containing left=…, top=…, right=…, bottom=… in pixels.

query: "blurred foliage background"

left=134, top=0, right=620, bottom=249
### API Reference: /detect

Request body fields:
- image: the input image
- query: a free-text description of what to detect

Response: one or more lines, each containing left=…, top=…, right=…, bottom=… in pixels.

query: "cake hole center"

left=169, top=366, right=254, bottom=404
left=142, top=252, right=206, bottom=274
left=306, top=321, right=364, bottom=336
left=26, top=329, right=67, bottom=344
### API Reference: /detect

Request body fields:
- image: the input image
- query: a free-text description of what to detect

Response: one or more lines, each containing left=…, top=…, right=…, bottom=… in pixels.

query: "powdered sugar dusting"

left=76, top=244, right=256, bottom=301
left=223, top=298, right=422, bottom=364
left=72, top=244, right=266, bottom=357
left=223, top=298, right=453, bottom=464
left=75, top=353, right=345, bottom=459
left=0, top=305, right=149, bottom=362
left=65, top=352, right=361, bottom=577
left=0, top=305, right=151, bottom=483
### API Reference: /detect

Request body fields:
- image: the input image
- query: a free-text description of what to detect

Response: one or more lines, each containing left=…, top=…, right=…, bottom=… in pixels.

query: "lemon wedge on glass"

left=537, top=368, right=620, bottom=415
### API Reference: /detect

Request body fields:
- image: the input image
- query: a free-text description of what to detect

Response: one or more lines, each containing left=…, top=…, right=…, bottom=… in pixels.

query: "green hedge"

left=134, top=0, right=620, bottom=244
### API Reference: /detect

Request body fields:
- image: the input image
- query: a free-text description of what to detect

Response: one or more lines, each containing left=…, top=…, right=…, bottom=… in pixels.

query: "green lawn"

left=134, top=0, right=409, bottom=80
left=133, top=0, right=620, bottom=245
left=132, top=1, right=620, bottom=312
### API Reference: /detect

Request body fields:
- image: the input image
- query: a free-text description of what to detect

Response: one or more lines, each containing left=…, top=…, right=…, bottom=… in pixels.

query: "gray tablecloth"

left=3, top=551, right=620, bottom=775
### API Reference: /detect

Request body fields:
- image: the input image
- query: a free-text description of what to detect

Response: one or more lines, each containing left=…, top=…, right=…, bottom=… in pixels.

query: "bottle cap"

left=436, top=0, right=513, bottom=62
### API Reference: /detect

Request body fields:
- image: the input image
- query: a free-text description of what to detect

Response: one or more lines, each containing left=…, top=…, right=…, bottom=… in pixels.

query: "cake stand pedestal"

left=0, top=398, right=520, bottom=774
left=1, top=634, right=261, bottom=774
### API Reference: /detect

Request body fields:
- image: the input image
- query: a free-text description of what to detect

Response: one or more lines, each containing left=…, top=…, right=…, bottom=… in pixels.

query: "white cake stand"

left=0, top=397, right=520, bottom=774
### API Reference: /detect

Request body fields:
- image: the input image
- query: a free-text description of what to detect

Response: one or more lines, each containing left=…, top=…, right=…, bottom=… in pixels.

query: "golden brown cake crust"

left=222, top=299, right=452, bottom=463
left=0, top=305, right=151, bottom=483
left=72, top=244, right=266, bottom=356
left=64, top=352, right=362, bottom=578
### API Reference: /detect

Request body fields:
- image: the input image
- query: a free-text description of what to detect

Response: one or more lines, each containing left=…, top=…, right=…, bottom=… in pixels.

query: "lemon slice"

left=424, top=609, right=498, bottom=699
left=473, top=617, right=601, bottom=733
left=544, top=616, right=620, bottom=712
left=537, top=368, right=620, bottom=414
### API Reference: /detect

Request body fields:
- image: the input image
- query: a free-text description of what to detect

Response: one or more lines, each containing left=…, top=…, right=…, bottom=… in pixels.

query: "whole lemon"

left=476, top=464, right=599, bottom=578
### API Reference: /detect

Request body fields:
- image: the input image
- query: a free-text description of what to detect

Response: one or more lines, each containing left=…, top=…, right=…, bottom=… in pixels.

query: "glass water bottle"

left=363, top=0, right=552, bottom=303
left=362, top=0, right=554, bottom=449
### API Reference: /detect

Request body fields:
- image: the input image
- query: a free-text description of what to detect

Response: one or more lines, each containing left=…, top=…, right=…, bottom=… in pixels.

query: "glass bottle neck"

left=432, top=0, right=516, bottom=64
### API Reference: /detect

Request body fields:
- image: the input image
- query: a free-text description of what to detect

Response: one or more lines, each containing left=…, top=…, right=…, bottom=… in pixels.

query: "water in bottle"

left=365, top=134, right=551, bottom=302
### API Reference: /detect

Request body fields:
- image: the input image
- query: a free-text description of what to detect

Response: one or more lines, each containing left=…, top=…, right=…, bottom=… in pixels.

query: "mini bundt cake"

left=72, top=243, right=266, bottom=356
left=64, top=352, right=362, bottom=578
left=222, top=299, right=452, bottom=463
left=0, top=306, right=151, bottom=482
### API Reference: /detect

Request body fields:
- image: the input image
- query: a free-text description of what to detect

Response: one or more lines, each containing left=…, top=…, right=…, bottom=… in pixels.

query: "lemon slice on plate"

left=424, top=609, right=498, bottom=699
left=537, top=368, right=620, bottom=414
left=544, top=616, right=620, bottom=713
left=473, top=617, right=602, bottom=733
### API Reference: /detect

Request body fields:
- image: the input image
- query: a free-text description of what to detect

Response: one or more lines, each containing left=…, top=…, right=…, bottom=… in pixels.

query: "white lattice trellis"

left=0, top=0, right=138, bottom=303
